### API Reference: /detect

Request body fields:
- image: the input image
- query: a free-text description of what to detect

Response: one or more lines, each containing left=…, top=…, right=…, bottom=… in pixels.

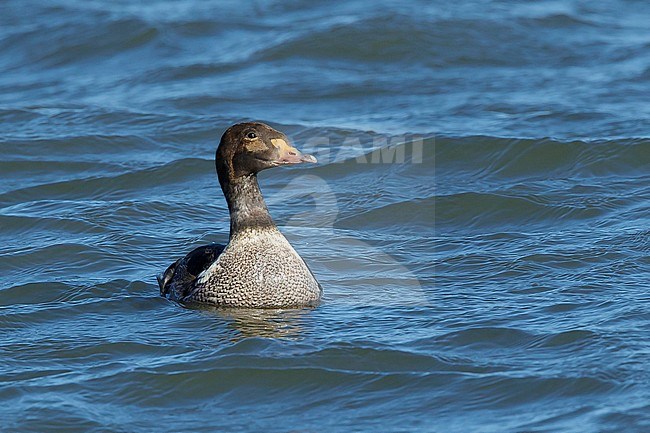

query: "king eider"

left=157, top=122, right=322, bottom=308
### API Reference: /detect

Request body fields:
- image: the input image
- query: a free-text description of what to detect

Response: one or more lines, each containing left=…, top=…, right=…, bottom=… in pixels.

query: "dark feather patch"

left=158, top=243, right=225, bottom=299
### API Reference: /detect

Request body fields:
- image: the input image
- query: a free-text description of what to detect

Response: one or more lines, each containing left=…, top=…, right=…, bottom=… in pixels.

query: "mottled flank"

left=189, top=228, right=321, bottom=307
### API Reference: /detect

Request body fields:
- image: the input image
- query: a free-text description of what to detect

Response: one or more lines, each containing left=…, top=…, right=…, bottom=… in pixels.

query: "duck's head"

left=216, top=122, right=317, bottom=181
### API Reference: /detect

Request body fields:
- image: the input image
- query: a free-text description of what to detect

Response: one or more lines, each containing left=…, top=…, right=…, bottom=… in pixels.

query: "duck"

left=157, top=122, right=322, bottom=308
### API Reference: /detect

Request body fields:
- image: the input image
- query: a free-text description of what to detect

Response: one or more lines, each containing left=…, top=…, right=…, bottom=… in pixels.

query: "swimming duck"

left=157, top=122, right=322, bottom=308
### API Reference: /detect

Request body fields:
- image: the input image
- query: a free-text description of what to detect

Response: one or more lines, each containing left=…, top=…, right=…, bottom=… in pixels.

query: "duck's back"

left=185, top=228, right=321, bottom=308
left=158, top=243, right=225, bottom=300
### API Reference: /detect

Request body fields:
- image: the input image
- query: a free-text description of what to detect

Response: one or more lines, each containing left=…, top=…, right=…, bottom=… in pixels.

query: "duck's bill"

left=271, top=138, right=318, bottom=165
left=278, top=151, right=317, bottom=165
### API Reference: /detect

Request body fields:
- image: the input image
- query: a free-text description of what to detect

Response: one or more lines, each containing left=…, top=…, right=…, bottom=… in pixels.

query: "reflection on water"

left=191, top=304, right=312, bottom=339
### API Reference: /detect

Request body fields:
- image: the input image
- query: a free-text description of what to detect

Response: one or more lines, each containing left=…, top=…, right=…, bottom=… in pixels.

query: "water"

left=1, top=0, right=649, bottom=431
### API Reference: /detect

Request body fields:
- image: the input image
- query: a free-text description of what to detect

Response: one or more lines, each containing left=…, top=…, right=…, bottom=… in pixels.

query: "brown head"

left=216, top=122, right=316, bottom=185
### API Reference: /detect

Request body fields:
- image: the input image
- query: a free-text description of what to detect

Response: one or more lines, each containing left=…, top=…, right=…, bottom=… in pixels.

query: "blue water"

left=1, top=0, right=649, bottom=432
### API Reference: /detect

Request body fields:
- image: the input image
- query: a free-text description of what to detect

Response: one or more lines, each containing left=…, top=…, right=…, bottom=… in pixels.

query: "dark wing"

left=157, top=243, right=225, bottom=300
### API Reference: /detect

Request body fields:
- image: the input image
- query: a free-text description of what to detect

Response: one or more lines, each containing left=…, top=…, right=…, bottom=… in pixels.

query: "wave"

left=434, top=136, right=650, bottom=180
left=2, top=16, right=159, bottom=69
left=4, top=1, right=638, bottom=73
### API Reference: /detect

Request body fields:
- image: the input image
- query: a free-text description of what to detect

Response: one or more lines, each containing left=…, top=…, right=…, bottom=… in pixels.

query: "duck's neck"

left=221, top=174, right=275, bottom=238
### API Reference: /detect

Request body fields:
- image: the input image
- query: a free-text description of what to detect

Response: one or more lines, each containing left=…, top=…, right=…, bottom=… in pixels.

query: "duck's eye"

left=246, top=132, right=257, bottom=139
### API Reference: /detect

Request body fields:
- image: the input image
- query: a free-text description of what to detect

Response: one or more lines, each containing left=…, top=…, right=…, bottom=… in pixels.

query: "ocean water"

left=1, top=0, right=649, bottom=432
